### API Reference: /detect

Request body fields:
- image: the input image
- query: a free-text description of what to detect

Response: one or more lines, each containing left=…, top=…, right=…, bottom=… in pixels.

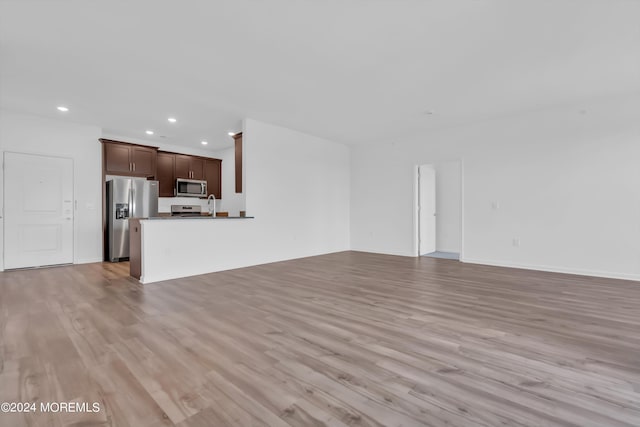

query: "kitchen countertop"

left=144, top=215, right=254, bottom=220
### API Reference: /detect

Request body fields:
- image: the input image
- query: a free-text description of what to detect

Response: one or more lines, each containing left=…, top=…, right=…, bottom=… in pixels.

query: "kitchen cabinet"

left=157, top=151, right=222, bottom=198
left=191, top=157, right=205, bottom=180
left=156, top=152, right=176, bottom=197
left=234, top=132, right=243, bottom=193
left=129, top=218, right=142, bottom=279
left=174, top=154, right=190, bottom=179
left=130, top=146, right=156, bottom=176
left=102, top=139, right=157, bottom=177
left=175, top=154, right=204, bottom=180
left=204, top=158, right=222, bottom=199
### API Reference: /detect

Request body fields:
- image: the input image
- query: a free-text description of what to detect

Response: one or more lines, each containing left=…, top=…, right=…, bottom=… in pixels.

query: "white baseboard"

left=75, top=257, right=104, bottom=265
left=461, top=257, right=640, bottom=282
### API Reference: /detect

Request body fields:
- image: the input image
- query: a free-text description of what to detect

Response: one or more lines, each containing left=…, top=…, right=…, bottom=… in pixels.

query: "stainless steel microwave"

left=176, top=178, right=207, bottom=197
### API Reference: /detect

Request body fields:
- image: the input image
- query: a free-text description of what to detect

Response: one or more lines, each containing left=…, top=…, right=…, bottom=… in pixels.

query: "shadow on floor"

left=422, top=251, right=460, bottom=260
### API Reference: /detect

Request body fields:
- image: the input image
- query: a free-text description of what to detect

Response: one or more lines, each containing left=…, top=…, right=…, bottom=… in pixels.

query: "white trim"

left=459, top=158, right=465, bottom=261
left=353, top=248, right=415, bottom=258
left=75, top=257, right=103, bottom=264
left=462, top=257, right=640, bottom=282
left=413, top=165, right=420, bottom=256
left=413, top=159, right=465, bottom=258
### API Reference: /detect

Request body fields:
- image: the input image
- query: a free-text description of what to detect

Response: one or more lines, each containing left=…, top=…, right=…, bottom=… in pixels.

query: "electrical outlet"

left=512, top=238, right=520, bottom=247
left=491, top=201, right=500, bottom=210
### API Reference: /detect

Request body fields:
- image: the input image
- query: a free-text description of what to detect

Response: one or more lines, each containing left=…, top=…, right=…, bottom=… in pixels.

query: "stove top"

left=170, top=204, right=202, bottom=216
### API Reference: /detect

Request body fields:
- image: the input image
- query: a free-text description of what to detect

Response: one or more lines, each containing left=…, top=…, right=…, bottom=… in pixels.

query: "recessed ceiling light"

left=227, top=132, right=236, bottom=136
left=168, top=117, right=177, bottom=123
left=57, top=106, right=69, bottom=112
left=201, top=140, right=208, bottom=145
left=145, top=130, right=154, bottom=135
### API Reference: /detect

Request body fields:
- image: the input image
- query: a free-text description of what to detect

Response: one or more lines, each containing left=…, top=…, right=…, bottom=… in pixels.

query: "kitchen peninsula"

left=102, top=136, right=251, bottom=283
left=129, top=213, right=254, bottom=283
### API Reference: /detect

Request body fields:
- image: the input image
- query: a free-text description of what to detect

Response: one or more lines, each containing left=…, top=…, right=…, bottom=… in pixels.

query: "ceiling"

left=1, top=0, right=639, bottom=150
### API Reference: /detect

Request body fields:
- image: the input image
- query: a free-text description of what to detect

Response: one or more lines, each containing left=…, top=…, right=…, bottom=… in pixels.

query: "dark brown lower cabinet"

left=129, top=218, right=142, bottom=280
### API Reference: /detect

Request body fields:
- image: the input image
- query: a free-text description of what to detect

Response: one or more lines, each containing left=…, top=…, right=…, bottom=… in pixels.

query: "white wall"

left=101, top=132, right=219, bottom=159
left=141, top=119, right=351, bottom=283
left=0, top=110, right=103, bottom=268
left=351, top=94, right=640, bottom=280
left=435, top=160, right=461, bottom=253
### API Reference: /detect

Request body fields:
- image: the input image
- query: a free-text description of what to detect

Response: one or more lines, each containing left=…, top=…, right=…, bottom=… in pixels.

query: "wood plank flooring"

left=0, top=251, right=639, bottom=426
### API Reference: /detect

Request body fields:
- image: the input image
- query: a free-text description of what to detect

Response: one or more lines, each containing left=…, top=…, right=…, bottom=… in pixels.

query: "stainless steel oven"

left=176, top=178, right=207, bottom=197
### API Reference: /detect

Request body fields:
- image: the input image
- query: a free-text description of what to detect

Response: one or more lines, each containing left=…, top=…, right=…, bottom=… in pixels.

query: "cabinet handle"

left=133, top=162, right=136, bottom=172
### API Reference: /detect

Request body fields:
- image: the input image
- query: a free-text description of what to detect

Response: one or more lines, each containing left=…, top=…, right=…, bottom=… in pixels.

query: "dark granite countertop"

left=144, top=215, right=254, bottom=220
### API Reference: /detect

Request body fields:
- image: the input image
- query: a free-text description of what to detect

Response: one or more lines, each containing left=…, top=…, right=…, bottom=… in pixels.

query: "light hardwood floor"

left=0, top=251, right=639, bottom=426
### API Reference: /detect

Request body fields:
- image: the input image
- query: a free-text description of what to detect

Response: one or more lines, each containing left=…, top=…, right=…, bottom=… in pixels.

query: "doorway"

left=416, top=160, right=463, bottom=260
left=3, top=152, right=74, bottom=269
left=418, top=164, right=436, bottom=255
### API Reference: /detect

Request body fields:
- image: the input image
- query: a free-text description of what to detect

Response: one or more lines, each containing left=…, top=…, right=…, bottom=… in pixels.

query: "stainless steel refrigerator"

left=106, top=178, right=159, bottom=262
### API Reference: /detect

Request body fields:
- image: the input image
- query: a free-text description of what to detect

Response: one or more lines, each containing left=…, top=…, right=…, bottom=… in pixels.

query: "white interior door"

left=4, top=152, right=73, bottom=269
left=419, top=164, right=436, bottom=255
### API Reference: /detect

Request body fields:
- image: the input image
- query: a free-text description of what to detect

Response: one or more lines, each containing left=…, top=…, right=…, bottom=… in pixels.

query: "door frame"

left=417, top=164, right=436, bottom=255
left=2, top=150, right=75, bottom=269
left=413, top=159, right=465, bottom=260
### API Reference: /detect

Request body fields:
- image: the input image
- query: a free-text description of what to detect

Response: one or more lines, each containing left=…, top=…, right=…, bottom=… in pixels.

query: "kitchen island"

left=129, top=215, right=255, bottom=283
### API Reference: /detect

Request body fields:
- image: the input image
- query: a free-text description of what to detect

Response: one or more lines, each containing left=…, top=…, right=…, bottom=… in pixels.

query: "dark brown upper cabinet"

left=204, top=158, right=222, bottom=199
left=130, top=146, right=156, bottom=176
left=101, top=139, right=157, bottom=178
left=157, top=151, right=222, bottom=198
left=234, top=132, right=243, bottom=193
left=156, top=152, right=176, bottom=197
left=175, top=154, right=204, bottom=180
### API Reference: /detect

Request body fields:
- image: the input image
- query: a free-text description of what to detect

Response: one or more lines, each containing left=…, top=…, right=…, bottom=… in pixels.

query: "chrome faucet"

left=207, top=194, right=216, bottom=217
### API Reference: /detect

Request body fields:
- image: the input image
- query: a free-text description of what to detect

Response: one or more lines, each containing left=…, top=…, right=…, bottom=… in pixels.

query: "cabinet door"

left=204, top=159, right=222, bottom=199
left=156, top=152, right=175, bottom=197
left=174, top=155, right=191, bottom=179
left=104, top=142, right=131, bottom=174
left=234, top=133, right=243, bottom=193
left=131, top=146, right=156, bottom=177
left=190, top=157, right=205, bottom=180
